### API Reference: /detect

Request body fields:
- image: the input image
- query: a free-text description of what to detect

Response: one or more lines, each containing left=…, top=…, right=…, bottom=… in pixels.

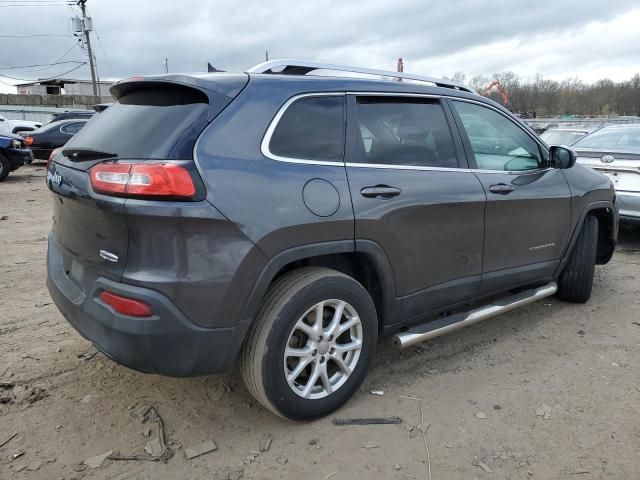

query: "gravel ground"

left=1, top=165, right=639, bottom=480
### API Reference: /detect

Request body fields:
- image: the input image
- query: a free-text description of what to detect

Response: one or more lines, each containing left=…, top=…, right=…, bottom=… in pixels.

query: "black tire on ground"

left=557, top=215, right=599, bottom=303
left=0, top=154, right=10, bottom=181
left=240, top=267, right=378, bottom=421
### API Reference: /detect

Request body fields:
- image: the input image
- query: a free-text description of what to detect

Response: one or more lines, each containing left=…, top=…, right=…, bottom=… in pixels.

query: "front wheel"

left=557, top=215, right=599, bottom=303
left=240, top=267, right=378, bottom=420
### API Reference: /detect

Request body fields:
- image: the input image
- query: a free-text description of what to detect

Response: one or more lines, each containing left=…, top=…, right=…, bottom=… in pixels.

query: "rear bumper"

left=617, top=191, right=640, bottom=223
left=46, top=235, right=249, bottom=377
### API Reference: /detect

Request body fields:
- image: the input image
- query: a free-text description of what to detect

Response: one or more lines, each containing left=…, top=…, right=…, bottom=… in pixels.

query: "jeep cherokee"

left=46, top=60, right=618, bottom=420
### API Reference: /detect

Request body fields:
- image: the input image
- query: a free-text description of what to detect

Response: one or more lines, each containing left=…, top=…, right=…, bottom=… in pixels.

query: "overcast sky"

left=1, top=0, right=639, bottom=94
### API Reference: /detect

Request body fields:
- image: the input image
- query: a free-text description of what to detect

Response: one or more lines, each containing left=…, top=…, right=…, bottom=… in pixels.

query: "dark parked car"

left=23, top=119, right=88, bottom=160
left=571, top=124, right=640, bottom=223
left=46, top=60, right=618, bottom=420
left=0, top=133, right=33, bottom=181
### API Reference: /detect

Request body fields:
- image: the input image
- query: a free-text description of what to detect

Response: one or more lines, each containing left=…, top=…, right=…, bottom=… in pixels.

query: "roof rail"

left=247, top=59, right=476, bottom=94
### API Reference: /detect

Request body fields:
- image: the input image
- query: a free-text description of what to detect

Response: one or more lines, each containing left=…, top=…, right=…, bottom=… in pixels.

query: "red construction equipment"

left=482, top=80, right=510, bottom=106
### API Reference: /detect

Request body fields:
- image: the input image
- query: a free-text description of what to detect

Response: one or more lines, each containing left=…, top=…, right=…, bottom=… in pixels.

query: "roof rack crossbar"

left=247, top=59, right=476, bottom=94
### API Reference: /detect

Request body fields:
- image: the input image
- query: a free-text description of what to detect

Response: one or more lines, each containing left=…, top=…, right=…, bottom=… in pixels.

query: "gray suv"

left=46, top=60, right=618, bottom=420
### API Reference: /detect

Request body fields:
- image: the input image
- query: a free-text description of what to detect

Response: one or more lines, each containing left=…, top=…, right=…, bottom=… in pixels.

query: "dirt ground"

left=1, top=164, right=639, bottom=480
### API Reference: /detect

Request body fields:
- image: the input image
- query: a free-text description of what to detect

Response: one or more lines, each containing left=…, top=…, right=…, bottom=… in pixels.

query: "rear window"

left=63, top=86, right=209, bottom=159
left=572, top=127, right=640, bottom=151
left=268, top=96, right=345, bottom=161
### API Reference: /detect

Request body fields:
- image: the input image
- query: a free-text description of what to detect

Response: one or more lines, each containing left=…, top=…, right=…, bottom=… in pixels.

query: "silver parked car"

left=540, top=128, right=590, bottom=146
left=572, top=124, right=640, bottom=223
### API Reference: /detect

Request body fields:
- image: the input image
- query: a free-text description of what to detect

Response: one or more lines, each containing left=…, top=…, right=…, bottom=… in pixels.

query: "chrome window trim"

left=260, top=90, right=551, bottom=175
left=261, top=92, right=346, bottom=167
left=345, top=162, right=471, bottom=173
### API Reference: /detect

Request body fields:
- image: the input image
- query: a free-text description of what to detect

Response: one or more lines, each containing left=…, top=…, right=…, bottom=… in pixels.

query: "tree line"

left=446, top=72, right=640, bottom=117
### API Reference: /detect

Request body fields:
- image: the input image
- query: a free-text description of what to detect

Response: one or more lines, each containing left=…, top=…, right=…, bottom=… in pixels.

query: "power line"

left=0, top=60, right=85, bottom=71
left=0, top=62, right=86, bottom=82
left=0, top=34, right=75, bottom=37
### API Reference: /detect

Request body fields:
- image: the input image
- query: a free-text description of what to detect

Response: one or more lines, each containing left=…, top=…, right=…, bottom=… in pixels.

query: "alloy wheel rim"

left=283, top=299, right=363, bottom=399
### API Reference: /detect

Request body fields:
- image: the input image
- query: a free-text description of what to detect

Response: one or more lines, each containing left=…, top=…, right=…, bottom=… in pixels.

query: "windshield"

left=572, top=127, right=640, bottom=151
left=540, top=129, right=587, bottom=146
left=63, top=86, right=209, bottom=160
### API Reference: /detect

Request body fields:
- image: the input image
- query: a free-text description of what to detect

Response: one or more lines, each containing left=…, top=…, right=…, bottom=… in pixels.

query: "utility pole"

left=163, top=58, right=169, bottom=73
left=77, top=0, right=98, bottom=96
left=265, top=50, right=269, bottom=62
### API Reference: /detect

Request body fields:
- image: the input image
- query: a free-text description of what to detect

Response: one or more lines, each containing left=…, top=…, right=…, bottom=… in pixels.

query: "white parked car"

left=0, top=114, right=42, bottom=135
left=572, top=124, right=640, bottom=223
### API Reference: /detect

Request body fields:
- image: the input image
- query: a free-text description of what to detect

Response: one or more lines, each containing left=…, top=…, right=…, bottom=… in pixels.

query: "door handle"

left=488, top=183, right=515, bottom=195
left=360, top=185, right=401, bottom=199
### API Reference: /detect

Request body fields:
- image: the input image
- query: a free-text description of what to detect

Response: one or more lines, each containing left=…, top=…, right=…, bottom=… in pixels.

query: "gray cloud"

left=1, top=0, right=638, bottom=89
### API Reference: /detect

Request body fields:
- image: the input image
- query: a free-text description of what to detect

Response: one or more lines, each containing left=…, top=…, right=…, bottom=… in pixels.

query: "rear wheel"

left=241, top=267, right=377, bottom=420
left=0, top=154, right=10, bottom=181
left=557, top=215, right=598, bottom=303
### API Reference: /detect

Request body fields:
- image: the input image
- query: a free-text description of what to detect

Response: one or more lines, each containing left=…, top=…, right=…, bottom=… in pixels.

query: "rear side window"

left=268, top=96, right=345, bottom=161
left=352, top=98, right=458, bottom=168
left=63, top=86, right=209, bottom=159
left=60, top=122, right=85, bottom=135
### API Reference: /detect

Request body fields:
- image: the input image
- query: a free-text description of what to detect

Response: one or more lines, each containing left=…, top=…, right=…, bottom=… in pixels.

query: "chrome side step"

left=392, top=282, right=558, bottom=349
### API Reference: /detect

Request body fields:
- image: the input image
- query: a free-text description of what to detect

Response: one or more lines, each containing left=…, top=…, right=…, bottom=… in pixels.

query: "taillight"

left=47, top=147, right=61, bottom=167
left=99, top=290, right=153, bottom=317
left=23, top=136, right=33, bottom=146
left=90, top=163, right=196, bottom=198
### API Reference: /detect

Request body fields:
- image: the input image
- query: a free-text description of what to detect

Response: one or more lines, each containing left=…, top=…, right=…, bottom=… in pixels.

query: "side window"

left=61, top=122, right=84, bottom=135
left=352, top=97, right=458, bottom=168
left=269, top=96, right=344, bottom=161
left=452, top=101, right=542, bottom=171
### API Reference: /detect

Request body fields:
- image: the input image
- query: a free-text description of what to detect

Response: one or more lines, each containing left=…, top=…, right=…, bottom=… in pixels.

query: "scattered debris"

left=26, top=457, right=56, bottom=471
left=400, top=395, right=432, bottom=480
left=370, top=390, right=385, bottom=396
left=394, top=464, right=402, bottom=470
left=363, top=444, right=379, bottom=449
left=322, top=472, right=338, bottom=480
left=475, top=412, right=488, bottom=419
left=0, top=215, right=7, bottom=221
left=276, top=455, right=288, bottom=465
left=334, top=417, right=401, bottom=426
left=77, top=348, right=99, bottom=362
left=109, top=405, right=173, bottom=463
left=184, top=440, right=217, bottom=460
left=536, top=403, right=552, bottom=420
left=570, top=470, right=590, bottom=475
left=20, top=354, right=39, bottom=361
left=0, top=432, right=18, bottom=448
left=633, top=321, right=640, bottom=327
left=472, top=458, right=493, bottom=473
left=12, top=451, right=24, bottom=460
left=493, top=405, right=502, bottom=410
left=611, top=362, right=619, bottom=367
left=259, top=434, right=273, bottom=452
left=577, top=330, right=586, bottom=336
left=34, top=302, right=52, bottom=308
left=227, top=467, right=244, bottom=480
left=144, top=437, right=164, bottom=457
left=308, top=438, right=318, bottom=445
left=83, top=450, right=112, bottom=469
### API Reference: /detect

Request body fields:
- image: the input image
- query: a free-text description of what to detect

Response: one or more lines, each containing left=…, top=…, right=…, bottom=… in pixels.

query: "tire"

left=0, top=154, right=10, bottom=181
left=241, top=267, right=378, bottom=420
left=557, top=215, right=598, bottom=303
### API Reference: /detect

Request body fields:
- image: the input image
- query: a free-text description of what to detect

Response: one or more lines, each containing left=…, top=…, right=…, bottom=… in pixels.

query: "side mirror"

left=549, top=145, right=577, bottom=169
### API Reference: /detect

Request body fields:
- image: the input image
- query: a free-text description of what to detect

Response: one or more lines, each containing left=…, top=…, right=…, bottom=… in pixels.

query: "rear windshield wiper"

left=62, top=148, right=118, bottom=161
